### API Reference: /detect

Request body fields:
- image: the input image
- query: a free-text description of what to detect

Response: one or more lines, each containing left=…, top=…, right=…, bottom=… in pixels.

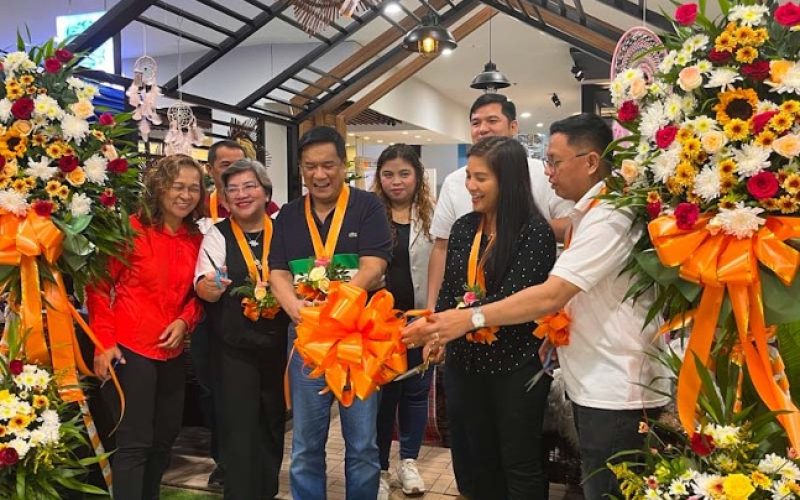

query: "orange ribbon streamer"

left=231, top=216, right=281, bottom=320
left=210, top=190, right=220, bottom=223
left=465, top=218, right=498, bottom=344
left=533, top=310, right=571, bottom=347
left=649, top=214, right=800, bottom=448
left=294, top=283, right=413, bottom=406
left=304, top=185, right=350, bottom=260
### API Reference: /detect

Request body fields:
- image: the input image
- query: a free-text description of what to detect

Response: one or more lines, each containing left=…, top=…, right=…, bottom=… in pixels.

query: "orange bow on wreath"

left=294, top=283, right=415, bottom=406
left=649, top=214, right=800, bottom=448
left=533, top=310, right=571, bottom=347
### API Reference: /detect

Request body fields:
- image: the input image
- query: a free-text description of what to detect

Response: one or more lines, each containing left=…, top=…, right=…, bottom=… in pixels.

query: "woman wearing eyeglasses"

left=425, top=136, right=556, bottom=499
left=87, top=154, right=206, bottom=500
left=195, top=159, right=289, bottom=500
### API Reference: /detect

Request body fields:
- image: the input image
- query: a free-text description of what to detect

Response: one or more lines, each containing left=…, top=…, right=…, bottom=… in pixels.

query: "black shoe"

left=207, top=465, right=225, bottom=487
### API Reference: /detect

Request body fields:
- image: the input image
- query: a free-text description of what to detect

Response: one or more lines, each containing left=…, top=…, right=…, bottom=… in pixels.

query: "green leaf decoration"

left=762, top=269, right=800, bottom=325
left=776, top=320, right=800, bottom=405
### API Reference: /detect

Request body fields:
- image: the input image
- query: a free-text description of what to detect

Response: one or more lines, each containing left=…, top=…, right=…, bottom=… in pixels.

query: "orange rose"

left=701, top=130, right=727, bottom=154
left=10, top=120, right=32, bottom=136
left=629, top=77, right=647, bottom=99
left=70, top=99, right=94, bottom=119
left=678, top=66, right=703, bottom=91
left=773, top=133, right=800, bottom=158
left=770, top=60, right=793, bottom=85
left=620, top=159, right=641, bottom=184
left=66, top=166, right=86, bottom=186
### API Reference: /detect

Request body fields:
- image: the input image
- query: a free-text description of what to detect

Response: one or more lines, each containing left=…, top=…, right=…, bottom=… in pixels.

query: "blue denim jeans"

left=288, top=324, right=380, bottom=500
left=376, top=346, right=432, bottom=470
left=572, top=404, right=662, bottom=500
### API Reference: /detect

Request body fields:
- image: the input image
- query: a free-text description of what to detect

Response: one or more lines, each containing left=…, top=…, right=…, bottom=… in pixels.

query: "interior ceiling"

left=0, top=0, right=681, bottom=142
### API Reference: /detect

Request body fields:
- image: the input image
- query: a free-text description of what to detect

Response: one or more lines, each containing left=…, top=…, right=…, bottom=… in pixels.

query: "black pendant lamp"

left=402, top=13, right=457, bottom=58
left=470, top=18, right=510, bottom=92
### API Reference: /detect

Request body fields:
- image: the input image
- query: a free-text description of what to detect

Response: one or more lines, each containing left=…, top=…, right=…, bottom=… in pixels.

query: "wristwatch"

left=471, top=306, right=486, bottom=330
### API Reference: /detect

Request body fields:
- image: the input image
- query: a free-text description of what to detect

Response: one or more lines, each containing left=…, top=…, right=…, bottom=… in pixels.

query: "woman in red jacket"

left=88, top=154, right=206, bottom=500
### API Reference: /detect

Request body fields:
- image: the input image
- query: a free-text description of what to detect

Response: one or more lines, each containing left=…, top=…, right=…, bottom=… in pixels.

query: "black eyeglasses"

left=543, top=151, right=590, bottom=170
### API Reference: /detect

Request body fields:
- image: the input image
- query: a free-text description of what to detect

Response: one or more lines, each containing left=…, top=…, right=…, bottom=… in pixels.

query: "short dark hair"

left=208, top=140, right=245, bottom=166
left=549, top=113, right=613, bottom=159
left=298, top=126, right=346, bottom=162
left=469, top=94, right=516, bottom=122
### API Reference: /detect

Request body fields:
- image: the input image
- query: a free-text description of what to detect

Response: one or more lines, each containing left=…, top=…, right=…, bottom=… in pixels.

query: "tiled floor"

left=163, top=415, right=584, bottom=499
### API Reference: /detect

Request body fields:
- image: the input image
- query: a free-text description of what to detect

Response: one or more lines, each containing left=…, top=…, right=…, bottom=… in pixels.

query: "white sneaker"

left=397, top=458, right=426, bottom=495
left=378, top=470, right=391, bottom=500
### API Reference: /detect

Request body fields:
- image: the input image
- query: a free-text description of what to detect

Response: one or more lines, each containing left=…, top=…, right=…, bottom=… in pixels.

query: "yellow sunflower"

left=780, top=100, right=800, bottom=115
left=666, top=177, right=684, bottom=195
left=784, top=173, right=800, bottom=194
left=755, top=130, right=776, bottom=147
left=724, top=119, right=750, bottom=141
left=91, top=130, right=106, bottom=141
left=677, top=127, right=695, bottom=143
left=720, top=196, right=739, bottom=209
left=716, top=88, right=759, bottom=124
left=45, top=180, right=62, bottom=197
left=0, top=176, right=11, bottom=190
left=735, top=46, right=758, bottom=63
left=769, top=112, right=794, bottom=133
left=0, top=129, right=28, bottom=159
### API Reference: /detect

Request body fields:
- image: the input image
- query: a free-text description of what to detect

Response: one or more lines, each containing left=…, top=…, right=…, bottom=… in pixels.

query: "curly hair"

left=372, top=144, right=434, bottom=239
left=140, top=154, right=207, bottom=232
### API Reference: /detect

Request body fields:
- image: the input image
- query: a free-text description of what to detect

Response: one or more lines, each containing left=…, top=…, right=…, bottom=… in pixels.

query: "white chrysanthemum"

left=61, top=114, right=89, bottom=144
left=0, top=405, right=14, bottom=419
left=705, top=68, right=742, bottom=90
left=659, top=51, right=677, bottom=73
left=14, top=371, right=38, bottom=390
left=41, top=409, right=59, bottom=427
left=13, top=401, right=32, bottom=416
left=761, top=453, right=791, bottom=474
left=692, top=473, right=724, bottom=498
left=696, top=60, right=712, bottom=74
left=28, top=429, right=46, bottom=447
left=83, top=154, right=108, bottom=184
left=69, top=193, right=92, bottom=217
left=0, top=98, right=11, bottom=123
left=643, top=489, right=662, bottom=500
left=771, top=479, right=794, bottom=498
left=780, top=461, right=800, bottom=480
left=33, top=95, right=64, bottom=121
left=610, top=80, right=626, bottom=106
left=681, top=94, right=697, bottom=114
left=2, top=52, right=36, bottom=77
left=8, top=437, right=31, bottom=458
left=25, top=156, right=57, bottom=181
left=668, top=479, right=689, bottom=496
left=76, top=83, right=99, bottom=101
left=651, top=146, right=681, bottom=183
left=683, top=34, right=710, bottom=53
left=693, top=167, right=721, bottom=201
left=709, top=204, right=765, bottom=239
left=640, top=103, right=669, bottom=140
left=32, top=372, right=49, bottom=391
left=690, top=116, right=718, bottom=134
left=728, top=4, right=769, bottom=26
left=734, top=144, right=771, bottom=177
left=67, top=77, right=85, bottom=89
left=648, top=80, right=668, bottom=97
left=0, top=190, right=29, bottom=216
left=675, top=51, right=691, bottom=67
left=767, top=62, right=800, bottom=94
left=664, top=95, right=683, bottom=121
left=620, top=68, right=642, bottom=83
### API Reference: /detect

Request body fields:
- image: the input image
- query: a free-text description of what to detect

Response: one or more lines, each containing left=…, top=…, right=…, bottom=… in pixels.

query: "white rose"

left=308, top=266, right=327, bottom=282
left=69, top=193, right=92, bottom=217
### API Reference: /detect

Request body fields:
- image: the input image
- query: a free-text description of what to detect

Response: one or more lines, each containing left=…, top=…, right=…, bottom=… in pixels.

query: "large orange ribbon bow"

left=295, top=283, right=414, bottom=406
left=649, top=214, right=800, bottom=448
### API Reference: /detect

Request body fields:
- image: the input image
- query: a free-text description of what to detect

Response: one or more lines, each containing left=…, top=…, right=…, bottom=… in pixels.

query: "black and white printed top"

left=437, top=212, right=557, bottom=374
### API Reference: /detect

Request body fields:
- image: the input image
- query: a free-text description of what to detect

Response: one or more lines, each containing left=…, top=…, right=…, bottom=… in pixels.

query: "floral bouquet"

left=0, top=319, right=108, bottom=498
left=295, top=257, right=350, bottom=302
left=0, top=36, right=140, bottom=399
left=232, top=278, right=281, bottom=321
left=606, top=0, right=800, bottom=452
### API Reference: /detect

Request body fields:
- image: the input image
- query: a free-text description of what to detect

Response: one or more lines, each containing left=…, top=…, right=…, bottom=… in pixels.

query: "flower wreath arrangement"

left=605, top=0, right=800, bottom=496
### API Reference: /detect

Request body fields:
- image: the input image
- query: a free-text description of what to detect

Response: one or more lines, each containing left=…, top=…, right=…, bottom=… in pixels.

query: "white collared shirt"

left=549, top=182, right=670, bottom=410
left=430, top=158, right=573, bottom=240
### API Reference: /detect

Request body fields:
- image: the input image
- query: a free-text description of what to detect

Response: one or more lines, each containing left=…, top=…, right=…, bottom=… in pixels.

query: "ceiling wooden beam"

left=289, top=0, right=449, bottom=108
left=340, top=7, right=496, bottom=123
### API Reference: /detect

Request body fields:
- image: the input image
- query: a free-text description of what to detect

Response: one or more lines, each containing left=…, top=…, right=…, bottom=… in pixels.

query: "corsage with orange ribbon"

left=533, top=310, right=571, bottom=347
left=294, top=283, right=420, bottom=406
left=232, top=279, right=281, bottom=321
left=295, top=257, right=350, bottom=302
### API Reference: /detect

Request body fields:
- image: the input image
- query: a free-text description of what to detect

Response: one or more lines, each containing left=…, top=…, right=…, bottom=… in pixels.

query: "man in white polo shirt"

left=426, top=93, right=572, bottom=499
left=412, top=113, right=669, bottom=500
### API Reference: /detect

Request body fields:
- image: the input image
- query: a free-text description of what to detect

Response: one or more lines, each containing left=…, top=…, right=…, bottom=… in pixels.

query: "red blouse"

left=87, top=215, right=203, bottom=361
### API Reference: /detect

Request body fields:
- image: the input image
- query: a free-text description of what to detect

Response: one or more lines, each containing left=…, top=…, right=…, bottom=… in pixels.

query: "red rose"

left=674, top=3, right=698, bottom=26
left=100, top=190, right=117, bottom=208
left=58, top=155, right=79, bottom=173
left=8, top=360, right=23, bottom=376
left=10, top=97, right=34, bottom=120
left=741, top=60, right=770, bottom=81
left=106, top=158, right=128, bottom=174
left=775, top=1, right=800, bottom=27
left=54, top=48, right=73, bottom=63
left=0, top=447, right=19, bottom=466
left=674, top=202, right=700, bottom=230
left=689, top=433, right=716, bottom=457
left=656, top=125, right=678, bottom=149
left=708, top=48, right=732, bottom=64
left=44, top=57, right=62, bottom=74
left=98, top=112, right=115, bottom=126
left=617, top=100, right=639, bottom=122
left=646, top=201, right=662, bottom=219
left=747, top=171, right=779, bottom=200
left=752, top=110, right=779, bottom=135
left=32, top=200, right=54, bottom=218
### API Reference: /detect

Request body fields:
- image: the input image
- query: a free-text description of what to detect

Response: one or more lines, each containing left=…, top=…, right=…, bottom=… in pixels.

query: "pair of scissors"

left=100, top=356, right=124, bottom=388
left=204, top=249, right=228, bottom=289
left=525, top=344, right=557, bottom=391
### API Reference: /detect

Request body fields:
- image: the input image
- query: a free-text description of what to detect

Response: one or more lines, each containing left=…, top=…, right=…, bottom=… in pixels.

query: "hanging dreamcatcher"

left=293, top=0, right=376, bottom=35
left=229, top=118, right=271, bottom=167
left=163, top=17, right=205, bottom=156
left=126, top=55, right=162, bottom=141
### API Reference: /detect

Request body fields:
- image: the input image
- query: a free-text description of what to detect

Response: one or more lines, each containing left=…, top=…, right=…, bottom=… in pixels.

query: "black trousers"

left=449, top=359, right=551, bottom=500
left=108, top=346, right=185, bottom=500
left=443, top=361, right=474, bottom=497
left=190, top=317, right=223, bottom=465
left=219, top=342, right=287, bottom=500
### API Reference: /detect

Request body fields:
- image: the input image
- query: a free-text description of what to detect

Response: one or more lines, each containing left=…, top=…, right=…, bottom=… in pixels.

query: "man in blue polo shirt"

left=270, top=126, right=392, bottom=499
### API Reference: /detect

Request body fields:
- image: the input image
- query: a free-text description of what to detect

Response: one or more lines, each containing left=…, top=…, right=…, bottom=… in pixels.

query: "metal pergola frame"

left=66, top=0, right=671, bottom=199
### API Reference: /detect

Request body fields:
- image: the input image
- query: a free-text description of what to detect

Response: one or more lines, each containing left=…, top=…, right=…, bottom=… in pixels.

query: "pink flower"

left=674, top=3, right=698, bottom=26
left=751, top=110, right=779, bottom=135
left=674, top=202, right=700, bottom=230
left=775, top=1, right=800, bottom=27
left=314, top=257, right=330, bottom=267
left=655, top=126, right=678, bottom=149
left=747, top=171, right=779, bottom=200
left=44, top=57, right=62, bottom=74
left=8, top=360, right=23, bottom=376
left=617, top=100, right=639, bottom=122
left=98, top=112, right=115, bottom=126
left=463, top=291, right=477, bottom=306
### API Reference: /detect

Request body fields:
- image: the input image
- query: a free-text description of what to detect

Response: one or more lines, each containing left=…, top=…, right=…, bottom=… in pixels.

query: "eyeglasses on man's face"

left=543, top=151, right=591, bottom=170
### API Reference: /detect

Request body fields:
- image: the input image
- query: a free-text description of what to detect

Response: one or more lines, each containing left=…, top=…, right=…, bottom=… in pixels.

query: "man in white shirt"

left=412, top=113, right=670, bottom=500
left=426, top=93, right=572, bottom=498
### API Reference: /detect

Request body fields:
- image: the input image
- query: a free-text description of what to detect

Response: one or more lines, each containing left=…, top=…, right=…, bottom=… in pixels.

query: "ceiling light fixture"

left=384, top=2, right=402, bottom=15
left=536, top=122, right=544, bottom=128
left=470, top=17, right=510, bottom=93
left=520, top=112, right=531, bottom=119
left=551, top=93, right=561, bottom=108
left=402, top=12, right=457, bottom=58
left=570, top=65, right=585, bottom=82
